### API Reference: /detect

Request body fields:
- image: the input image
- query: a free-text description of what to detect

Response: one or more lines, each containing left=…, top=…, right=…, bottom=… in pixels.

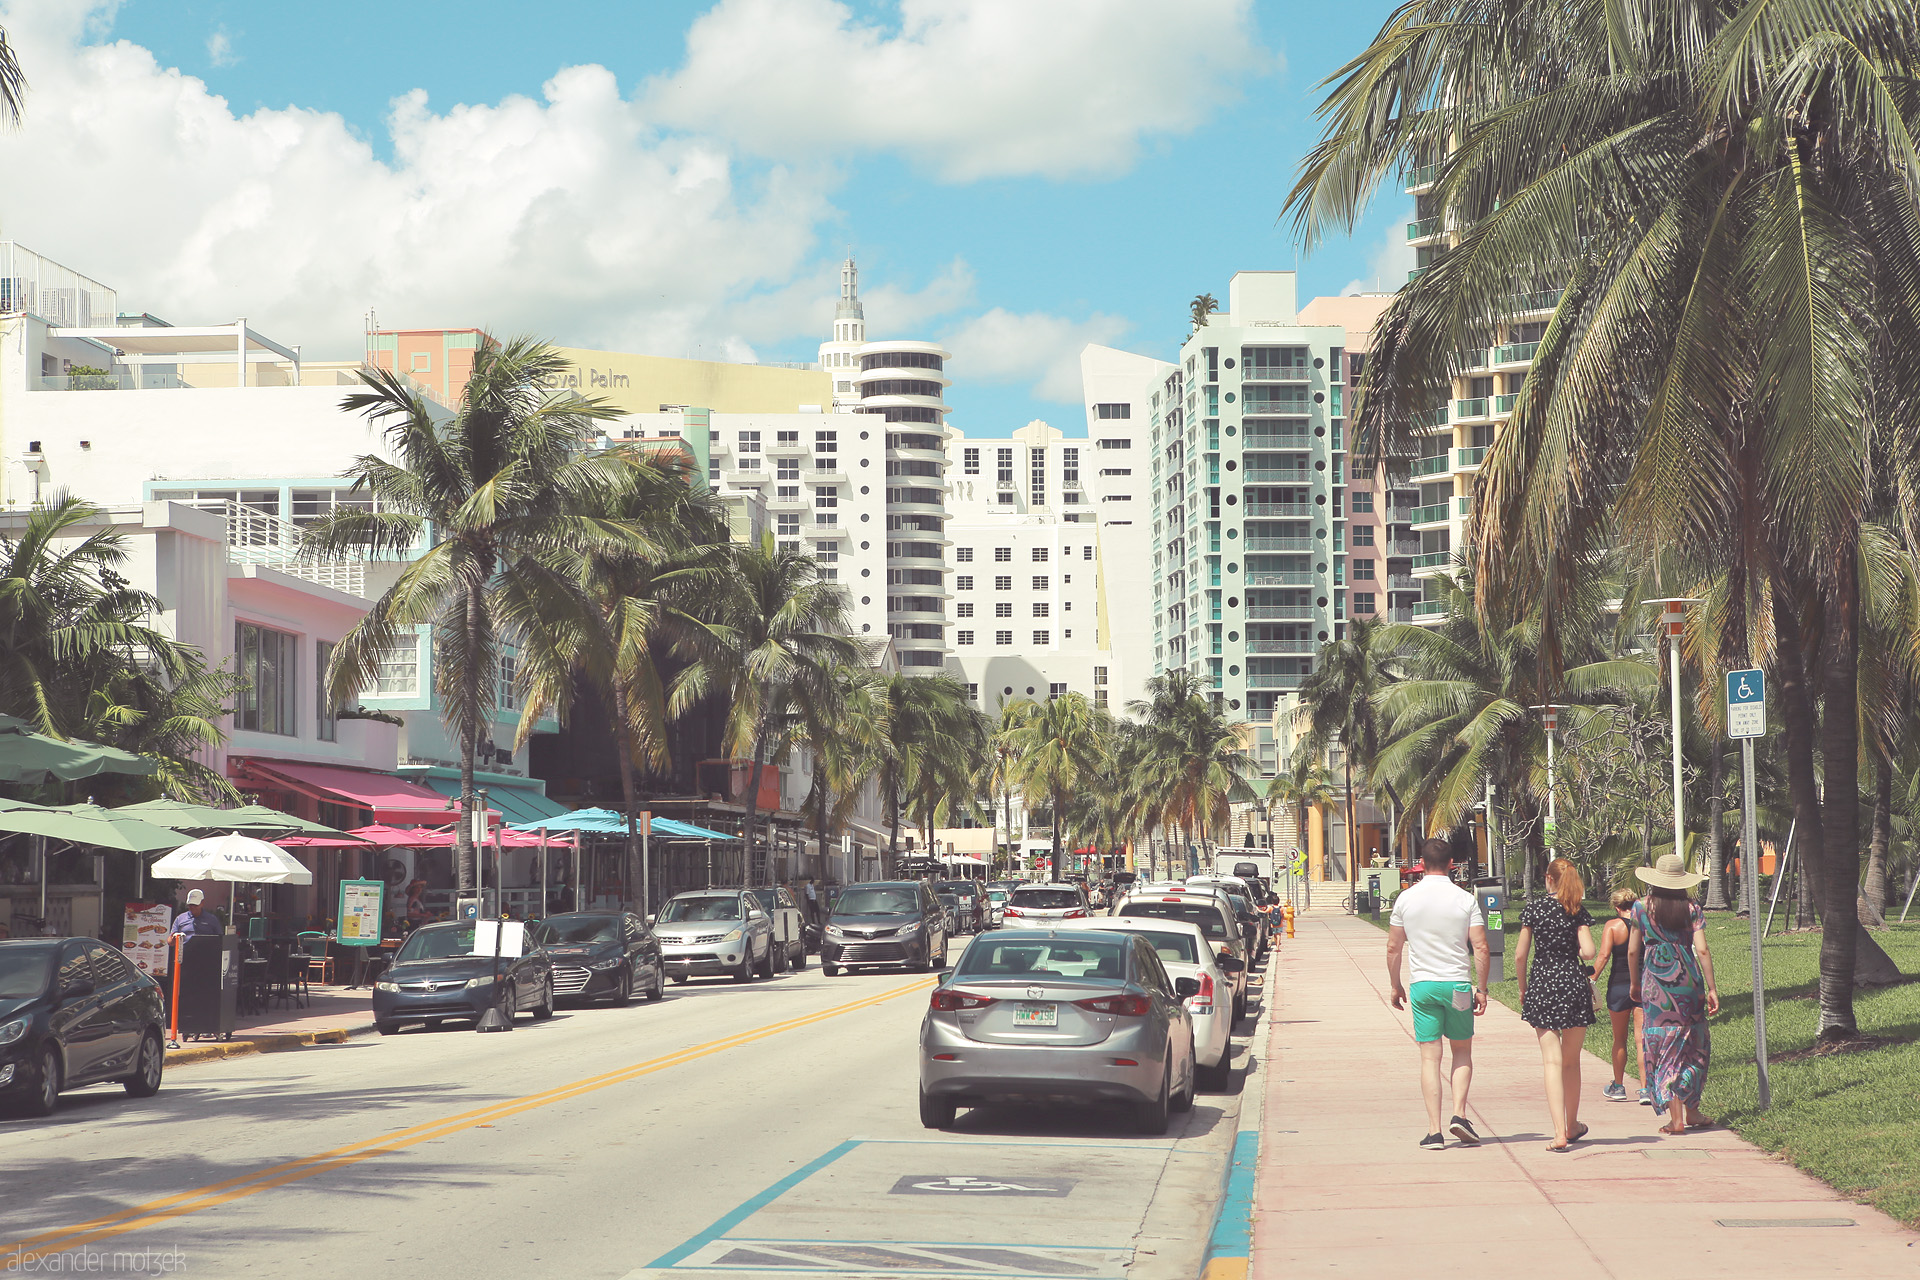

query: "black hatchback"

left=533, top=912, right=665, bottom=1005
left=0, top=938, right=167, bottom=1118
left=822, top=881, right=949, bottom=976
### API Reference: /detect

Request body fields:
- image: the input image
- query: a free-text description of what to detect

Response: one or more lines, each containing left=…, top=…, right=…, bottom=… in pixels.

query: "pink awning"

left=240, top=760, right=452, bottom=824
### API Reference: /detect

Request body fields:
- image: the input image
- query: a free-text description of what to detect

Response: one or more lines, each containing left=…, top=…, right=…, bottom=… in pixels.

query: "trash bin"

left=176, top=934, right=239, bottom=1040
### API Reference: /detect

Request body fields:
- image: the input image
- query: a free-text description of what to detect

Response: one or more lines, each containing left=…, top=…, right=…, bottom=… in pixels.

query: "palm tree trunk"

left=1773, top=582, right=1828, bottom=915
left=741, top=696, right=775, bottom=887
left=1051, top=786, right=1063, bottom=882
left=811, top=766, right=830, bottom=884
left=457, top=719, right=477, bottom=895
left=1343, top=753, right=1357, bottom=911
left=1865, top=750, right=1891, bottom=918
left=887, top=763, right=901, bottom=869
left=614, top=684, right=641, bottom=911
left=1704, top=742, right=1729, bottom=911
left=1815, top=559, right=1861, bottom=1040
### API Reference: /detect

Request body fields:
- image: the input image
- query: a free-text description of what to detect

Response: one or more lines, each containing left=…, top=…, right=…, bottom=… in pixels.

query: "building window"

left=815, top=488, right=838, bottom=508
left=235, top=622, right=297, bottom=735
left=777, top=459, right=799, bottom=481
left=1095, top=403, right=1132, bottom=419
left=996, top=448, right=1015, bottom=484
left=1032, top=547, right=1049, bottom=562
left=817, top=541, right=839, bottom=581
left=996, top=631, right=1013, bottom=645
left=1097, top=437, right=1132, bottom=449
left=1049, top=682, right=1068, bottom=698
left=1350, top=490, right=1374, bottom=513
left=1030, top=449, right=1046, bottom=505
left=995, top=602, right=1013, bottom=618
left=1063, top=448, right=1079, bottom=485
left=776, top=485, right=799, bottom=501
left=1095, top=688, right=1108, bottom=708
left=498, top=650, right=519, bottom=712
left=373, top=628, right=420, bottom=695
left=776, top=429, right=799, bottom=446
left=1033, top=631, right=1051, bottom=646
left=995, top=547, right=1012, bottom=562
left=967, top=683, right=979, bottom=701
left=1032, top=576, right=1049, bottom=590
left=776, top=514, right=800, bottom=537
left=1353, top=559, right=1375, bottom=579
left=1352, top=525, right=1375, bottom=546
left=1353, top=592, right=1377, bottom=614
left=315, top=639, right=338, bottom=742
left=963, top=447, right=980, bottom=475
left=736, top=456, right=761, bottom=472
left=1084, top=546, right=1095, bottom=561
left=1033, top=602, right=1049, bottom=617
left=956, top=575, right=974, bottom=590
left=957, top=602, right=974, bottom=618
left=1094, top=666, right=1109, bottom=687
left=815, top=430, right=837, bottom=453
left=956, top=547, right=974, bottom=562
left=739, top=430, right=760, bottom=453
left=958, top=630, right=975, bottom=645
left=995, top=575, right=1012, bottom=590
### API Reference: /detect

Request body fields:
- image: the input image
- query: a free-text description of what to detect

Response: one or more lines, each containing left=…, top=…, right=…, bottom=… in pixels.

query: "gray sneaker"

left=1603, top=1081, right=1628, bottom=1102
left=1638, top=1087, right=1653, bottom=1106
left=1419, top=1132, right=1446, bottom=1151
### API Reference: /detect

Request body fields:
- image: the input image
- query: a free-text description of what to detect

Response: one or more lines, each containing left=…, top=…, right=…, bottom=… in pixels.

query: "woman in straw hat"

left=1628, top=854, right=1720, bottom=1134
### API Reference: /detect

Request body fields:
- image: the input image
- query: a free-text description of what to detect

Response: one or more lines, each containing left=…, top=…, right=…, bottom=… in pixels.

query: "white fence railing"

left=219, top=501, right=366, bottom=596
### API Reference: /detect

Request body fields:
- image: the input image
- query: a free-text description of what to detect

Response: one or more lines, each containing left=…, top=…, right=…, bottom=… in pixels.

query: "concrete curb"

left=165, top=1023, right=375, bottom=1067
left=1127, top=969, right=1268, bottom=1280
left=1194, top=966, right=1269, bottom=1280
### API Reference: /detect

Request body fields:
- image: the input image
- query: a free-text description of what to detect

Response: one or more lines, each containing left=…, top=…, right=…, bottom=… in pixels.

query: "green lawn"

left=1362, top=902, right=1920, bottom=1226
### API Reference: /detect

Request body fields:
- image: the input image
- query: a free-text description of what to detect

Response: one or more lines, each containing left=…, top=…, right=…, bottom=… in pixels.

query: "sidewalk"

left=166, top=986, right=377, bottom=1066
left=1245, top=910, right=1918, bottom=1279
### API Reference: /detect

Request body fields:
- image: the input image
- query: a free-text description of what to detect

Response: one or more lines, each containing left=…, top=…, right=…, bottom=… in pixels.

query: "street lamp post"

left=1530, top=704, right=1567, bottom=858
left=1646, top=599, right=1700, bottom=867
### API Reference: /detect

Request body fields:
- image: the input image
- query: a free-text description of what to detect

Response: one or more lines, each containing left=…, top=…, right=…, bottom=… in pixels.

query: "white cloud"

left=645, top=0, right=1267, bottom=181
left=205, top=28, right=235, bottom=68
left=1342, top=217, right=1418, bottom=296
left=943, top=308, right=1130, bottom=402
left=0, top=1, right=836, bottom=360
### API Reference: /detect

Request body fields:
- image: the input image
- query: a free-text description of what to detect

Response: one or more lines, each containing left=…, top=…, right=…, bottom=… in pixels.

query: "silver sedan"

left=918, top=929, right=1198, bottom=1134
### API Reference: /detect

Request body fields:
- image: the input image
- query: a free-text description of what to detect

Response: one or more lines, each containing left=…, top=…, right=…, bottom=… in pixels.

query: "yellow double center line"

left=6, top=977, right=935, bottom=1262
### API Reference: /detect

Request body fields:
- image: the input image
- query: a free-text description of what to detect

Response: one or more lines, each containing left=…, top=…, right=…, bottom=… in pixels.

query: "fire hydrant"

left=1282, top=901, right=1296, bottom=938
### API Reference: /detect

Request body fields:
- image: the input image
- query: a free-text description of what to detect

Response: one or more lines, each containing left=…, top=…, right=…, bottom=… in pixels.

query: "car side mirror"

left=1216, top=955, right=1244, bottom=974
left=935, top=968, right=954, bottom=981
left=1174, top=976, right=1201, bottom=999
left=646, top=915, right=657, bottom=927
left=61, top=979, right=95, bottom=1000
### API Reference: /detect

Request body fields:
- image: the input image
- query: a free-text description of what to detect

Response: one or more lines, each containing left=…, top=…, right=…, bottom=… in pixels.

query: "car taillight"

left=1188, top=973, right=1215, bottom=1012
left=1076, top=993, right=1151, bottom=1016
left=930, top=989, right=996, bottom=1012
left=1064, top=908, right=1089, bottom=919
left=1004, top=906, right=1022, bottom=917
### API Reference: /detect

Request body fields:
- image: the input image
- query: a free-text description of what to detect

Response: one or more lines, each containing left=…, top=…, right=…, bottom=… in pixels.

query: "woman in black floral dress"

left=1516, top=859, right=1597, bottom=1150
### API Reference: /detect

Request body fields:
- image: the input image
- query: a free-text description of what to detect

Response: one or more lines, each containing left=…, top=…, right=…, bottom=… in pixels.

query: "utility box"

left=1475, top=878, right=1507, bottom=981
left=175, top=934, right=238, bottom=1040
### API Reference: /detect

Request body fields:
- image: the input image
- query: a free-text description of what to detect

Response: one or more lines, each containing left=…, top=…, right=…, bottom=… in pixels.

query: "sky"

left=0, top=0, right=1413, bottom=438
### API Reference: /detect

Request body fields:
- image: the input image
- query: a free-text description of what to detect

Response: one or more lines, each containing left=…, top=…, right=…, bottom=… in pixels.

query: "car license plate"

left=1014, top=1002, right=1057, bottom=1027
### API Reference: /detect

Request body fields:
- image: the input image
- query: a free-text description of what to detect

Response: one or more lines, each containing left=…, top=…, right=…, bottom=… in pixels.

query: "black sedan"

left=533, top=912, right=665, bottom=1005
left=372, top=921, right=554, bottom=1033
left=0, top=937, right=166, bottom=1118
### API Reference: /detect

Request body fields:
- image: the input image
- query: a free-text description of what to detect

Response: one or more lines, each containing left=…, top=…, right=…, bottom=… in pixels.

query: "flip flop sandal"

left=1546, top=1142, right=1572, bottom=1153
left=1569, top=1123, right=1590, bottom=1143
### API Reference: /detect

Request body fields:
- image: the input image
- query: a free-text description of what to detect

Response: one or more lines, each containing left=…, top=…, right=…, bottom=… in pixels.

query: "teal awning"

left=401, top=769, right=568, bottom=826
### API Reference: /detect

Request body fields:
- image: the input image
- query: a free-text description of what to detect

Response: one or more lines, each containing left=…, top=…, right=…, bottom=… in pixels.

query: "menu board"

left=123, top=902, right=174, bottom=976
left=336, top=879, right=386, bottom=947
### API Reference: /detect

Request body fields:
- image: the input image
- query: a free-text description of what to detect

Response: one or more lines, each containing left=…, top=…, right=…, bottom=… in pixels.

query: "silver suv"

left=652, top=890, right=778, bottom=984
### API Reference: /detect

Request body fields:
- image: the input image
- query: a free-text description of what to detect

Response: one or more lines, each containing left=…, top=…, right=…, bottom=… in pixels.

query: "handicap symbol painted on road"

left=890, top=1174, right=1076, bottom=1196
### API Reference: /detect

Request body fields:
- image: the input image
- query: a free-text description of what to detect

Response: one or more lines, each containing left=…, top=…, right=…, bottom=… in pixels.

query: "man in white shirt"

left=1388, top=837, right=1491, bottom=1150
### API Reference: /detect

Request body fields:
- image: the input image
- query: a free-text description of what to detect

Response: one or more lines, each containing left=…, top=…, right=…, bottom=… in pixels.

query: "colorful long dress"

left=1632, top=899, right=1710, bottom=1107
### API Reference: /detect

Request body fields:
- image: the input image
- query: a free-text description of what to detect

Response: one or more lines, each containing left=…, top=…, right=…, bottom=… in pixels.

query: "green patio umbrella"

left=0, top=802, right=190, bottom=852
left=115, top=799, right=359, bottom=839
left=0, top=715, right=157, bottom=785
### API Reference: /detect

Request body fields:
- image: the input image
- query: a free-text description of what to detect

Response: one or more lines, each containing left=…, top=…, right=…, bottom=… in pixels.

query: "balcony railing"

left=1494, top=393, right=1518, bottom=414
left=1246, top=571, right=1315, bottom=586
left=1455, top=446, right=1487, bottom=469
left=1388, top=540, right=1421, bottom=556
left=1493, top=341, right=1539, bottom=365
left=1410, top=502, right=1453, bottom=525
left=1412, top=454, right=1450, bottom=478
left=1413, top=551, right=1454, bottom=569
left=1246, top=605, right=1316, bottom=619
left=1245, top=639, right=1316, bottom=653
left=1407, top=163, right=1441, bottom=188
left=1386, top=607, right=1414, bottom=623
left=1408, top=267, right=1430, bottom=283
left=221, top=502, right=366, bottom=596
left=1507, top=288, right=1563, bottom=313
left=1243, top=502, right=1313, bottom=517
left=1245, top=673, right=1306, bottom=689
left=1243, top=435, right=1311, bottom=451
left=1244, top=468, right=1311, bottom=484
left=1407, top=217, right=1440, bottom=240
left=1411, top=407, right=1449, bottom=429
left=1413, top=599, right=1448, bottom=617
left=1243, top=536, right=1312, bottom=551
left=1387, top=574, right=1420, bottom=590
left=1453, top=397, right=1490, bottom=419
left=1453, top=348, right=1489, bottom=372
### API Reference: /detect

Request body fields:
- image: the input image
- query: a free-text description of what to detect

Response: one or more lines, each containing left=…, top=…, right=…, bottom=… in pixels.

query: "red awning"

left=239, top=761, right=453, bottom=825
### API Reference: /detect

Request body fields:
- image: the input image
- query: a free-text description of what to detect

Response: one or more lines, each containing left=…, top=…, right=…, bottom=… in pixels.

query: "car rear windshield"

left=539, top=916, right=620, bottom=944
left=397, top=926, right=476, bottom=962
left=956, top=937, right=1129, bottom=981
left=1009, top=888, right=1082, bottom=909
left=1116, top=901, right=1230, bottom=939
left=935, top=882, right=978, bottom=896
left=0, top=945, right=54, bottom=999
left=1104, top=928, right=1199, bottom=964
left=834, top=887, right=919, bottom=915
left=658, top=896, right=740, bottom=922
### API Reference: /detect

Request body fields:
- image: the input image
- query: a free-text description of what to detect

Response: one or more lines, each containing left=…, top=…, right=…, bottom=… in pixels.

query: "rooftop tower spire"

left=834, top=252, right=865, bottom=343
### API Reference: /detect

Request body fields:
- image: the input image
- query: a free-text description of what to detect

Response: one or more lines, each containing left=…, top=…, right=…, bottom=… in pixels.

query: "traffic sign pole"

left=1726, top=668, right=1770, bottom=1109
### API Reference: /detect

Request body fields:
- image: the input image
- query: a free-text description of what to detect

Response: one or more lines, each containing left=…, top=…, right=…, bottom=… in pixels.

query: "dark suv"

left=822, top=881, right=949, bottom=976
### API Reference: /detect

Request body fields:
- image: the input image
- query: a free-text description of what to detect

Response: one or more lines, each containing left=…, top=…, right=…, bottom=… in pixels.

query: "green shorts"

left=1410, top=981, right=1476, bottom=1042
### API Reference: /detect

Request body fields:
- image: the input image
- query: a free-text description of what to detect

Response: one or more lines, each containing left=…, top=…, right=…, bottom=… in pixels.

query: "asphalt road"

left=0, top=956, right=1256, bottom=1280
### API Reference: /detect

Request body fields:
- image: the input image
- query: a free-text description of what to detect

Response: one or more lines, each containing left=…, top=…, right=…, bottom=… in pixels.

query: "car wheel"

left=919, top=1087, right=957, bottom=1130
left=755, top=943, right=775, bottom=979
left=501, top=982, right=517, bottom=1018
left=1133, top=1062, right=1171, bottom=1135
left=671, top=974, right=689, bottom=984
left=734, top=952, right=753, bottom=983
left=612, top=969, right=632, bottom=1005
left=376, top=1020, right=401, bottom=1036
left=24, top=1048, right=60, bottom=1117
left=1172, top=1052, right=1196, bottom=1114
left=123, top=1031, right=164, bottom=1098
left=423, top=1020, right=445, bottom=1031
left=771, top=941, right=788, bottom=975
left=790, top=943, right=807, bottom=971
left=533, top=978, right=555, bottom=1020
left=645, top=965, right=666, bottom=1000
left=823, top=962, right=840, bottom=977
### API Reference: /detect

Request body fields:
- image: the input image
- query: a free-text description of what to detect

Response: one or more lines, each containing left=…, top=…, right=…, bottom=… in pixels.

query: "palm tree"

left=0, top=25, right=26, bottom=127
left=306, top=340, right=641, bottom=893
left=1008, top=692, right=1109, bottom=881
left=1190, top=293, right=1219, bottom=332
left=1291, top=615, right=1404, bottom=904
left=519, top=464, right=732, bottom=911
left=981, top=699, right=1036, bottom=875
left=670, top=535, right=868, bottom=885
left=1124, top=672, right=1257, bottom=876
left=1268, top=758, right=1334, bottom=907
left=899, top=678, right=988, bottom=861
left=1284, top=0, right=1920, bottom=1037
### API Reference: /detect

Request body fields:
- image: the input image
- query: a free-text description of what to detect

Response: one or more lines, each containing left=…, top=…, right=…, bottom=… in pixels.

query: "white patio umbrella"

left=150, top=832, right=314, bottom=884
